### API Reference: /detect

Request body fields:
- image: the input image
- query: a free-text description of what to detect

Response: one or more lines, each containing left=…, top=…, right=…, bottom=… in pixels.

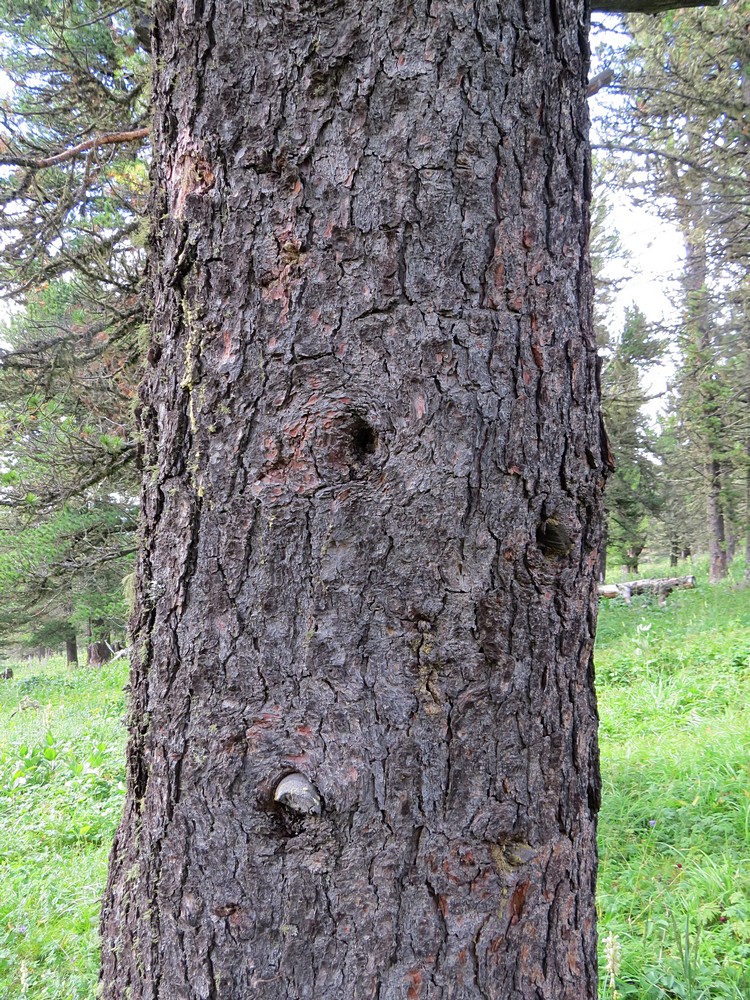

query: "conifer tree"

left=600, top=306, right=663, bottom=572
left=0, top=0, right=150, bottom=648
left=597, top=0, right=750, bottom=577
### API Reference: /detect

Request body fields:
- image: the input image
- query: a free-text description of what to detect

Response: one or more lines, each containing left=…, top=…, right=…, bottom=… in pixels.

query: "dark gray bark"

left=66, top=633, right=78, bottom=667
left=100, top=1, right=607, bottom=997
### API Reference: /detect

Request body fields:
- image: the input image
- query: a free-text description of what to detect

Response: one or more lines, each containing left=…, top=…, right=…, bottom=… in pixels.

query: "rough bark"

left=100, top=1, right=607, bottom=997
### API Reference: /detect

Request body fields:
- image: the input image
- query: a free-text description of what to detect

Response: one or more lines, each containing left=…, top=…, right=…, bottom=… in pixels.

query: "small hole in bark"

left=536, top=516, right=573, bottom=558
left=349, top=414, right=378, bottom=460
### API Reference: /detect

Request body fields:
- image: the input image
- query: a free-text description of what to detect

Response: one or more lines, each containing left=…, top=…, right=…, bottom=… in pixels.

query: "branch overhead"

left=587, top=69, right=614, bottom=97
left=592, top=0, right=719, bottom=11
left=0, top=129, right=150, bottom=170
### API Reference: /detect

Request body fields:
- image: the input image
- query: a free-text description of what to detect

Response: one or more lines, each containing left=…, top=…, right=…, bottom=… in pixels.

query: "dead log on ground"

left=598, top=575, right=697, bottom=605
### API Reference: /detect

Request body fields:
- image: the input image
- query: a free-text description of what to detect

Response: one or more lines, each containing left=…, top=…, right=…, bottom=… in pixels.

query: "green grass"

left=0, top=657, right=128, bottom=999
left=597, top=558, right=750, bottom=998
left=0, top=559, right=748, bottom=997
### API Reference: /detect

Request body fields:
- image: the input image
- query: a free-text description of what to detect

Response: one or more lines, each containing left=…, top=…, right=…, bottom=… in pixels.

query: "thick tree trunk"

left=100, top=2, right=607, bottom=997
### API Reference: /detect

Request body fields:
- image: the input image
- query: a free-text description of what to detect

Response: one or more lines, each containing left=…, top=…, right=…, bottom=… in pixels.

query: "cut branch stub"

left=273, top=773, right=322, bottom=816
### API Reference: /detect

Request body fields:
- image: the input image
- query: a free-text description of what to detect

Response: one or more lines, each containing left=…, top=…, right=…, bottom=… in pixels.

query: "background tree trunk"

left=66, top=633, right=78, bottom=667
left=87, top=640, right=112, bottom=668
left=670, top=536, right=679, bottom=568
left=707, top=457, right=728, bottom=583
left=100, top=1, right=607, bottom=997
left=87, top=618, right=112, bottom=668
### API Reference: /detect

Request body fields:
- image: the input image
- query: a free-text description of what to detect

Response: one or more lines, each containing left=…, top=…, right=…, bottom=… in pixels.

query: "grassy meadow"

left=597, top=557, right=750, bottom=999
left=0, top=558, right=748, bottom=997
left=0, top=659, right=128, bottom=998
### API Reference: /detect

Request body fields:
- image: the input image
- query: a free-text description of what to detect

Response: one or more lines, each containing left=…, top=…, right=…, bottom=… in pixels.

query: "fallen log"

left=598, top=575, right=696, bottom=604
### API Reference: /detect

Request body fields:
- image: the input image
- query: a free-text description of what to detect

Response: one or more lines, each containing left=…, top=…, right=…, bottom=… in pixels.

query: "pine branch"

left=592, top=0, right=719, bottom=10
left=0, top=128, right=149, bottom=169
left=588, top=70, right=614, bottom=98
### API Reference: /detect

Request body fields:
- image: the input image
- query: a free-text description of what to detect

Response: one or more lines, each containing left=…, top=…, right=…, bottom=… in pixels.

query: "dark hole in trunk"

left=349, top=413, right=378, bottom=460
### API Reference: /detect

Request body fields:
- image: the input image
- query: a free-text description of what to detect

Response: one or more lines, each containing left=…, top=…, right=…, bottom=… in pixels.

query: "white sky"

left=609, top=198, right=683, bottom=328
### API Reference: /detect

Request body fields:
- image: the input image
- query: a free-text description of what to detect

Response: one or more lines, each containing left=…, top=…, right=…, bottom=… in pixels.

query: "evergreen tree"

left=601, top=305, right=663, bottom=572
left=0, top=0, right=150, bottom=647
left=597, top=0, right=750, bottom=578
left=0, top=500, right=136, bottom=660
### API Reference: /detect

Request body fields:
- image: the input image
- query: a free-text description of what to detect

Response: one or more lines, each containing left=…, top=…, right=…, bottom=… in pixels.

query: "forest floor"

left=0, top=558, right=748, bottom=998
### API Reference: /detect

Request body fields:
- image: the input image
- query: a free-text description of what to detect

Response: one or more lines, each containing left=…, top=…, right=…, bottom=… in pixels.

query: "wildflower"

left=604, top=931, right=621, bottom=998
left=20, top=961, right=29, bottom=994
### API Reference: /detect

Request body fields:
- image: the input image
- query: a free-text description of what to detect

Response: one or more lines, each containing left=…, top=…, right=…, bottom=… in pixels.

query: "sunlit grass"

left=0, top=656, right=128, bottom=999
left=597, top=559, right=750, bottom=998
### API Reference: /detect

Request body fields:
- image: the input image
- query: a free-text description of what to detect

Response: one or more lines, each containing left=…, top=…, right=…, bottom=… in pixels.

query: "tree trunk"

left=670, top=536, right=679, bottom=568
left=100, top=2, right=607, bottom=997
left=88, top=640, right=112, bottom=668
left=598, top=521, right=609, bottom=582
left=87, top=618, right=112, bottom=668
left=66, top=633, right=78, bottom=667
left=707, top=457, right=728, bottom=584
